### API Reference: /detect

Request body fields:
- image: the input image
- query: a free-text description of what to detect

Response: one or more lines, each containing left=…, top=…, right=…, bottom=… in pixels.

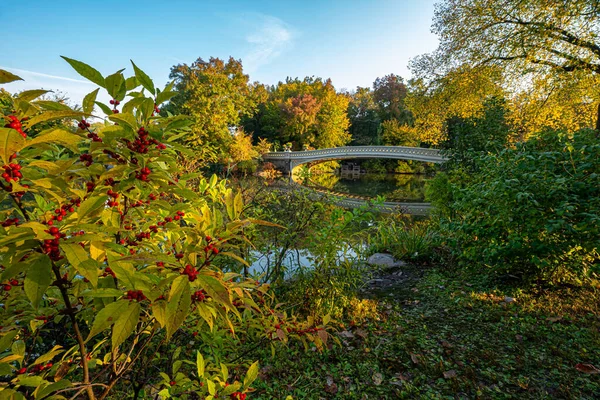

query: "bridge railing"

left=263, top=145, right=445, bottom=161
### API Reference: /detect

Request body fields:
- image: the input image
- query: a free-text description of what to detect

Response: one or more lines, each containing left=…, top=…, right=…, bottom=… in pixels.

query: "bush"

left=0, top=61, right=334, bottom=399
left=442, top=128, right=600, bottom=281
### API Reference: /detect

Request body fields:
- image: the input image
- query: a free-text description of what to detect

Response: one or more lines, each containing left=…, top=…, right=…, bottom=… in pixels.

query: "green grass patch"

left=252, top=266, right=600, bottom=399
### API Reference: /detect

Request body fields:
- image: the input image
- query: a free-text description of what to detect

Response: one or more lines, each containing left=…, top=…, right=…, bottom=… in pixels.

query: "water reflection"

left=305, top=172, right=430, bottom=202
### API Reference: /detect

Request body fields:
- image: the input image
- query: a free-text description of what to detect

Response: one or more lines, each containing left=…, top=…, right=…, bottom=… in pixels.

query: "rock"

left=367, top=253, right=406, bottom=270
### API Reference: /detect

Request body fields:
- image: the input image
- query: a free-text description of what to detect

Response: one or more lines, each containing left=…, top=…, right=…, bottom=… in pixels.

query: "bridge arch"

left=262, top=145, right=447, bottom=174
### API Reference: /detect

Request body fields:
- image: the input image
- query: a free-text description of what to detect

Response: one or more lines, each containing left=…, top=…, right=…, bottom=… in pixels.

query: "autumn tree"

left=426, top=0, right=600, bottom=131
left=245, top=77, right=350, bottom=150
left=164, top=57, right=258, bottom=159
left=372, top=74, right=412, bottom=124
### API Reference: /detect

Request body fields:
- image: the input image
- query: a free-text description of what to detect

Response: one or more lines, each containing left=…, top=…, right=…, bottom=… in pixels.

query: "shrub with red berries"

left=0, top=59, right=311, bottom=399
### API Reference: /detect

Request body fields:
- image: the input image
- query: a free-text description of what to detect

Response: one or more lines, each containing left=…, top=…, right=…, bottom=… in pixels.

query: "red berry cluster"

left=47, top=198, right=81, bottom=225
left=35, top=314, right=53, bottom=324
left=2, top=163, right=22, bottom=183
left=191, top=289, right=207, bottom=302
left=110, top=99, right=120, bottom=114
left=43, top=226, right=66, bottom=261
left=102, top=267, right=116, bottom=278
left=125, top=127, right=166, bottom=153
left=106, top=189, right=119, bottom=207
left=181, top=264, right=198, bottom=282
left=230, top=392, right=247, bottom=400
left=135, top=167, right=151, bottom=181
left=2, top=279, right=19, bottom=292
left=22, top=362, right=53, bottom=375
left=1, top=217, right=20, bottom=227
left=77, top=119, right=91, bottom=130
left=4, top=115, right=26, bottom=138
left=124, top=290, right=146, bottom=302
left=156, top=261, right=165, bottom=268
left=204, top=236, right=219, bottom=255
left=79, top=153, right=93, bottom=167
left=86, top=181, right=95, bottom=193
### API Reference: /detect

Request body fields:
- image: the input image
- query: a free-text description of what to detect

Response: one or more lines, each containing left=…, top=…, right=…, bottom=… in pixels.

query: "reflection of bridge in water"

left=263, top=146, right=446, bottom=215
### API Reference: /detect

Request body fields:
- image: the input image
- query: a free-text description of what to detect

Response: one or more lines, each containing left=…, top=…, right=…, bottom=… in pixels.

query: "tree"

left=245, top=77, right=350, bottom=150
left=428, top=0, right=600, bottom=129
left=347, top=87, right=381, bottom=145
left=406, top=64, right=506, bottom=145
left=372, top=74, right=412, bottom=124
left=164, top=57, right=257, bottom=157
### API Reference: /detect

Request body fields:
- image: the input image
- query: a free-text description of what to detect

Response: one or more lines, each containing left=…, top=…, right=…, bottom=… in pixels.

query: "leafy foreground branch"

left=0, top=60, right=334, bottom=399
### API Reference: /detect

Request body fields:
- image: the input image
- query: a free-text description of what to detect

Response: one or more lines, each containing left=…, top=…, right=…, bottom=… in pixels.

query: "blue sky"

left=0, top=0, right=439, bottom=104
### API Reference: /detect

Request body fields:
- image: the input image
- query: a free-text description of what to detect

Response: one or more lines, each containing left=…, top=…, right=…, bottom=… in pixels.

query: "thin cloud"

left=0, top=66, right=92, bottom=85
left=242, top=14, right=296, bottom=73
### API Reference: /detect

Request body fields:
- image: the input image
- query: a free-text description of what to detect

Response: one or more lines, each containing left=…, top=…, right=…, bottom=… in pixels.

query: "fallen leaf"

left=443, top=370, right=457, bottom=379
left=515, top=334, right=523, bottom=342
left=440, top=340, right=453, bottom=349
left=324, top=375, right=338, bottom=394
left=372, top=372, right=383, bottom=386
left=338, top=330, right=354, bottom=339
left=410, top=353, right=420, bottom=365
left=547, top=316, right=563, bottom=323
left=355, top=328, right=368, bottom=339
left=575, top=363, right=600, bottom=374
left=504, top=296, right=516, bottom=303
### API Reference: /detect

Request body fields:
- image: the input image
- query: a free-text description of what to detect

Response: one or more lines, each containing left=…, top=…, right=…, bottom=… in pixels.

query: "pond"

left=301, top=172, right=431, bottom=202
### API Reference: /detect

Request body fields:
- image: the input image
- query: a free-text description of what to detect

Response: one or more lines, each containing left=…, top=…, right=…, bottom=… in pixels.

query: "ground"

left=253, top=262, right=600, bottom=399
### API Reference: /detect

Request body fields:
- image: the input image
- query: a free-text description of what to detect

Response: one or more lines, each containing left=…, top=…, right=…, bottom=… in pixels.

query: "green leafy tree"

left=372, top=74, right=412, bottom=124
left=164, top=57, right=257, bottom=159
left=426, top=0, right=600, bottom=131
left=347, top=87, right=381, bottom=145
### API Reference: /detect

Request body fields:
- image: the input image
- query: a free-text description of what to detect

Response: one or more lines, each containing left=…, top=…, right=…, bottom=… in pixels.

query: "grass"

left=251, top=265, right=600, bottom=399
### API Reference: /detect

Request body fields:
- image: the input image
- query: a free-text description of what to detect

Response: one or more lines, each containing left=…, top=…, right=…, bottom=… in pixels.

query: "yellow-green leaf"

left=86, top=300, right=127, bottom=340
left=243, top=361, right=259, bottom=388
left=61, top=56, right=105, bottom=87
left=25, top=128, right=83, bottom=152
left=60, top=243, right=98, bottom=287
left=112, top=301, right=140, bottom=350
left=166, top=276, right=190, bottom=340
left=0, top=127, right=26, bottom=164
left=24, top=254, right=53, bottom=308
left=77, top=195, right=108, bottom=223
left=18, top=90, right=51, bottom=102
left=108, top=112, right=138, bottom=131
left=23, top=111, right=87, bottom=129
left=82, top=88, right=100, bottom=114
left=0, top=69, right=23, bottom=84
left=196, top=351, right=205, bottom=378
left=130, top=61, right=155, bottom=95
left=197, top=274, right=234, bottom=310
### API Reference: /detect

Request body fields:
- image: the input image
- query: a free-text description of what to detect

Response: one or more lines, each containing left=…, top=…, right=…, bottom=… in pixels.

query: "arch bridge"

left=262, top=145, right=447, bottom=173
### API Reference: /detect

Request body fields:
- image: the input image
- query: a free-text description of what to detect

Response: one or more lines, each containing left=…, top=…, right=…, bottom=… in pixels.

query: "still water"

left=303, top=172, right=430, bottom=202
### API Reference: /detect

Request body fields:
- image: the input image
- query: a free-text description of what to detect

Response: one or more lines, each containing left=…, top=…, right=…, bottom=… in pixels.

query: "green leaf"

left=86, top=300, right=127, bottom=340
left=125, top=76, right=139, bottom=91
left=36, top=379, right=72, bottom=399
left=33, top=100, right=73, bottom=111
left=108, top=113, right=138, bottom=131
left=166, top=276, right=191, bottom=340
left=112, top=301, right=140, bottom=350
left=76, top=195, right=108, bottom=223
left=130, top=61, right=155, bottom=95
left=220, top=251, right=249, bottom=267
left=82, top=88, right=100, bottom=114
left=25, top=128, right=83, bottom=152
left=16, top=375, right=46, bottom=387
left=24, top=254, right=53, bottom=308
left=0, top=127, right=26, bottom=164
left=95, top=101, right=113, bottom=115
left=60, top=243, right=99, bottom=287
left=105, top=71, right=126, bottom=102
left=0, top=331, right=18, bottom=353
left=155, top=90, right=177, bottom=106
left=196, top=351, right=205, bottom=378
left=243, top=361, right=259, bottom=389
left=23, top=111, right=87, bottom=129
left=197, top=274, right=234, bottom=310
left=165, top=115, right=193, bottom=132
left=0, top=69, right=23, bottom=84
left=18, top=90, right=51, bottom=102
left=32, top=345, right=63, bottom=366
left=61, top=56, right=105, bottom=87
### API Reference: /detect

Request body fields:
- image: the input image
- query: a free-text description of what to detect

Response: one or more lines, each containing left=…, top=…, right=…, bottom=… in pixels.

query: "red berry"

left=17, top=367, right=26, bottom=374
